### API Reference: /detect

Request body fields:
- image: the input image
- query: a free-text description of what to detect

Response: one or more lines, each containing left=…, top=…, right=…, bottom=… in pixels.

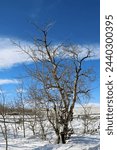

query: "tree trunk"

left=55, top=130, right=60, bottom=144
left=5, top=136, right=8, bottom=150
left=56, top=134, right=60, bottom=144
left=3, top=119, right=8, bottom=150
left=23, top=121, right=25, bottom=138
left=32, top=126, right=35, bottom=135
left=61, top=132, right=66, bottom=144
left=40, top=121, right=46, bottom=140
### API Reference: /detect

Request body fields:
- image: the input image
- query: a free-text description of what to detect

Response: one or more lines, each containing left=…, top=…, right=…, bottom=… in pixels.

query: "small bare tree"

left=78, top=103, right=99, bottom=134
left=15, top=82, right=26, bottom=138
left=80, top=105, right=92, bottom=134
left=9, top=101, right=20, bottom=138
left=27, top=84, right=47, bottom=140
left=0, top=89, right=9, bottom=150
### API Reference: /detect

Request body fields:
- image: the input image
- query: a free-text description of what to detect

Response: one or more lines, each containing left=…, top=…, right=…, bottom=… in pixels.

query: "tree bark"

left=61, top=132, right=66, bottom=144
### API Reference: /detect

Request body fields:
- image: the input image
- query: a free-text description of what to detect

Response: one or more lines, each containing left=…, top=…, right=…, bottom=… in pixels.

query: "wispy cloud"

left=0, top=38, right=100, bottom=69
left=0, top=79, right=20, bottom=85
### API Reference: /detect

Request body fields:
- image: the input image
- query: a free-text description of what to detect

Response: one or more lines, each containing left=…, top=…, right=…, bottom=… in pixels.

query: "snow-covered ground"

left=0, top=106, right=100, bottom=150
left=0, top=135, right=100, bottom=150
left=0, top=132, right=100, bottom=150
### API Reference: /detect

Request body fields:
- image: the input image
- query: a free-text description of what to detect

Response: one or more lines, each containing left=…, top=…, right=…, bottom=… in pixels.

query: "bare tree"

left=77, top=102, right=100, bottom=135
left=14, top=25, right=95, bottom=144
left=15, top=82, right=26, bottom=138
left=9, top=101, right=21, bottom=138
left=80, top=104, right=93, bottom=134
left=0, top=89, right=9, bottom=150
left=27, top=84, right=48, bottom=140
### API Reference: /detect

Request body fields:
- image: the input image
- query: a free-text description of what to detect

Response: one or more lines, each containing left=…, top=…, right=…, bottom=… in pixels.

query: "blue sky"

left=0, top=0, right=100, bottom=103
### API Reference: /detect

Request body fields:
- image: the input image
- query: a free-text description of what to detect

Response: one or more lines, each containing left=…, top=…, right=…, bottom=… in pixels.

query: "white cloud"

left=0, top=38, right=32, bottom=69
left=0, top=79, right=20, bottom=85
left=0, top=38, right=100, bottom=69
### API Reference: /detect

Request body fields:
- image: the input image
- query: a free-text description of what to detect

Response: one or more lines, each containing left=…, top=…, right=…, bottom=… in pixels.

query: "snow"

left=0, top=107, right=100, bottom=150
left=0, top=135, right=100, bottom=150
